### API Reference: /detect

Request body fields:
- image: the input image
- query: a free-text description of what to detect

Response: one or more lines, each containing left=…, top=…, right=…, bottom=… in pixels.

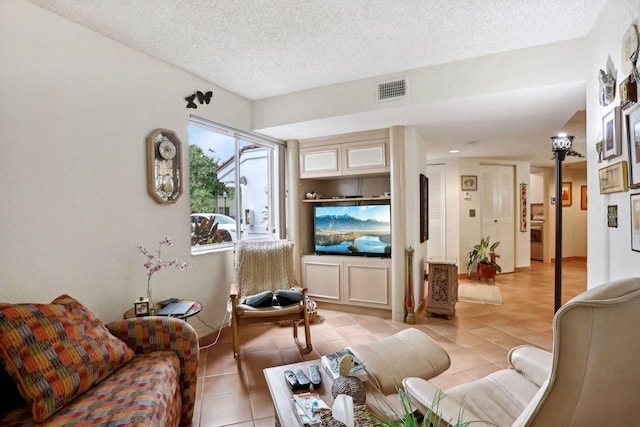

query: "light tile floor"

left=194, top=259, right=586, bottom=426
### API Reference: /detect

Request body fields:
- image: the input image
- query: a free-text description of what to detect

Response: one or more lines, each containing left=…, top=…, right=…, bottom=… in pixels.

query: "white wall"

left=585, top=0, right=640, bottom=287
left=0, top=0, right=252, bottom=337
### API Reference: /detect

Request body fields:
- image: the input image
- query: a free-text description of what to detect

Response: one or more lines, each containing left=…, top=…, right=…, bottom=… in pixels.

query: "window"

left=189, top=116, right=285, bottom=253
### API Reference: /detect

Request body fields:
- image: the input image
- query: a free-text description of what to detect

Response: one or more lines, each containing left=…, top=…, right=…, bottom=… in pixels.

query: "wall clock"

left=146, top=128, right=183, bottom=204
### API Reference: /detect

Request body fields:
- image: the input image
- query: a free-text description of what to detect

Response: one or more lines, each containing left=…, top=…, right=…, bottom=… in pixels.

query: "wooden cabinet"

left=302, top=255, right=391, bottom=310
left=341, top=140, right=389, bottom=175
left=299, top=138, right=389, bottom=179
left=425, top=257, right=458, bottom=319
left=299, top=144, right=340, bottom=178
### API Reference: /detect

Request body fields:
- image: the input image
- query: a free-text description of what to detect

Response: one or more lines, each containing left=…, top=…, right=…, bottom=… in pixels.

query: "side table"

left=123, top=299, right=202, bottom=321
left=425, top=257, right=458, bottom=319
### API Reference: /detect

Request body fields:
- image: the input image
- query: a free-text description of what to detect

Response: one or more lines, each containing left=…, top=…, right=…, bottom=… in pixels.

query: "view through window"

left=189, top=117, right=283, bottom=252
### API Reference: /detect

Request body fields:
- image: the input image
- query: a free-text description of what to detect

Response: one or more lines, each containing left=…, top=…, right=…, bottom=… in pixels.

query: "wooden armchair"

left=229, top=240, right=313, bottom=359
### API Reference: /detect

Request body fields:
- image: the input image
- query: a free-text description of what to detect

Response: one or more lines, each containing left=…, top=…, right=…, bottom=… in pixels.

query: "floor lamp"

left=551, top=134, right=574, bottom=313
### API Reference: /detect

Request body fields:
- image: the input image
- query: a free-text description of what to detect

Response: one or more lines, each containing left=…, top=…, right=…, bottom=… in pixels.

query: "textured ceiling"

left=26, top=0, right=607, bottom=164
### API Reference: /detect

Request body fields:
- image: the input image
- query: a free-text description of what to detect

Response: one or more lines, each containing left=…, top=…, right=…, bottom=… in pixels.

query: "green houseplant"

left=467, top=236, right=501, bottom=280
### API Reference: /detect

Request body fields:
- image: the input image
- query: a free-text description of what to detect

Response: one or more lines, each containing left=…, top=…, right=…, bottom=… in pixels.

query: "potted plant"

left=467, top=236, right=501, bottom=280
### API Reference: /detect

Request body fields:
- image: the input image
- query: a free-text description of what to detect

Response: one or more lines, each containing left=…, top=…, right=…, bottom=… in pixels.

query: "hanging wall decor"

left=185, top=90, right=213, bottom=109
left=146, top=128, right=183, bottom=204
left=520, top=183, right=527, bottom=232
left=603, top=106, right=622, bottom=160
left=625, top=103, right=640, bottom=189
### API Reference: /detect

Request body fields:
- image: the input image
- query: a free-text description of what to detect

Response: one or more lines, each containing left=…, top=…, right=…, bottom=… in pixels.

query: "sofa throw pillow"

left=275, top=289, right=303, bottom=306
left=245, top=290, right=274, bottom=307
left=0, top=295, right=135, bottom=422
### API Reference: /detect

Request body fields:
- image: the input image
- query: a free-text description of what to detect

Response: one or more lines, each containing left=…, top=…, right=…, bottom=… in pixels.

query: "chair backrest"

left=234, top=240, right=297, bottom=299
left=515, top=276, right=640, bottom=426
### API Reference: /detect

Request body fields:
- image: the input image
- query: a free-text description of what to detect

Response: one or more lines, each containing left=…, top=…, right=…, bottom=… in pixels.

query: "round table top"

left=124, top=300, right=202, bottom=320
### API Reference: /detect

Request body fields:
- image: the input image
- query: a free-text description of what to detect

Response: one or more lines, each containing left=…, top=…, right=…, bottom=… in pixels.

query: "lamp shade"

left=551, top=135, right=575, bottom=151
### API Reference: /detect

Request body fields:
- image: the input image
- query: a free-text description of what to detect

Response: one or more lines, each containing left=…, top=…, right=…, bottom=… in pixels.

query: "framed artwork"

left=607, top=205, right=618, bottom=228
left=419, top=173, right=428, bottom=243
left=599, top=161, right=629, bottom=194
left=561, top=182, right=572, bottom=206
left=461, top=175, right=477, bottom=191
left=631, top=193, right=640, bottom=252
left=603, top=106, right=622, bottom=160
left=625, top=103, right=640, bottom=189
left=520, top=183, right=527, bottom=232
left=580, top=185, right=588, bottom=210
left=134, top=298, right=150, bottom=317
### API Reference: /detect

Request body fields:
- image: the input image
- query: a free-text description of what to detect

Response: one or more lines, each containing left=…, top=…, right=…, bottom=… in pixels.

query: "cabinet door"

left=344, top=258, right=391, bottom=308
left=299, top=145, right=340, bottom=178
left=342, top=140, right=389, bottom=175
left=302, top=257, right=342, bottom=302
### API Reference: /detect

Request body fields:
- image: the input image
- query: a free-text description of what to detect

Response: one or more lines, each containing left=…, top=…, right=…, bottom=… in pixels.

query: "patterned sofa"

left=0, top=295, right=199, bottom=426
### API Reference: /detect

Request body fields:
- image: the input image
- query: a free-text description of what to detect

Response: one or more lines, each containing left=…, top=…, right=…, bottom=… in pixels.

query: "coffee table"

left=264, top=359, right=395, bottom=427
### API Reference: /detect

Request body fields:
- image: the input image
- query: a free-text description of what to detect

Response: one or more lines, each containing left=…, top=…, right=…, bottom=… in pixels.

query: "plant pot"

left=477, top=263, right=497, bottom=280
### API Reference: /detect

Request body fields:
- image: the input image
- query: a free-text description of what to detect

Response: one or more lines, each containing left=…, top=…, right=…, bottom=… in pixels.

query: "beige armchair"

left=229, top=240, right=312, bottom=359
left=404, top=276, right=640, bottom=426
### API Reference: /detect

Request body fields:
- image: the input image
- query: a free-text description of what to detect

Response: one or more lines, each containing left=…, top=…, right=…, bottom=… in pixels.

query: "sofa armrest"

left=507, top=345, right=551, bottom=388
left=107, top=316, right=199, bottom=426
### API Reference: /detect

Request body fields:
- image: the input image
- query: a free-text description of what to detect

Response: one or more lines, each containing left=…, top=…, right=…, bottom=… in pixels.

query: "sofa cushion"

left=0, top=295, right=135, bottom=422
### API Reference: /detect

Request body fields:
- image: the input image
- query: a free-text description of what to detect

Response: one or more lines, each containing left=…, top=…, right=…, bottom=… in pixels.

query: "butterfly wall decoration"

left=185, top=90, right=212, bottom=109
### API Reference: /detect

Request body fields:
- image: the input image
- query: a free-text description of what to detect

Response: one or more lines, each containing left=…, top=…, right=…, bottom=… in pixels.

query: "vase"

left=147, top=280, right=155, bottom=315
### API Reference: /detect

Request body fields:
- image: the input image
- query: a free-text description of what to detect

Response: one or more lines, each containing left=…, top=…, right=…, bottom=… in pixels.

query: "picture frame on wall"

left=631, top=193, right=640, bottom=252
left=599, top=161, right=629, bottom=194
left=603, top=106, right=622, bottom=160
left=561, top=182, right=572, bottom=206
left=581, top=185, right=588, bottom=210
left=419, top=173, right=428, bottom=243
left=461, top=175, right=477, bottom=191
left=625, top=103, right=640, bottom=189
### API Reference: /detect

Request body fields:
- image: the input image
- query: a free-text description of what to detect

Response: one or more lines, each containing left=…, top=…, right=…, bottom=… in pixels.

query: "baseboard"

left=314, top=301, right=392, bottom=319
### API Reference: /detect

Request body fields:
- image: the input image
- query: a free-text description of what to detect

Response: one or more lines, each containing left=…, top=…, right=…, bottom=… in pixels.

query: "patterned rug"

left=458, top=283, right=503, bottom=305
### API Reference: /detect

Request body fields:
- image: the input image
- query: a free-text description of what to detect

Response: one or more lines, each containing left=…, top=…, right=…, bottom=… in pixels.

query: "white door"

left=480, top=165, right=515, bottom=273
left=426, top=164, right=446, bottom=258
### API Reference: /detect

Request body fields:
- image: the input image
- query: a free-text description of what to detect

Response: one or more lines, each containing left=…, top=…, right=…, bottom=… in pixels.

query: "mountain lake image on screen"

left=313, top=204, right=391, bottom=257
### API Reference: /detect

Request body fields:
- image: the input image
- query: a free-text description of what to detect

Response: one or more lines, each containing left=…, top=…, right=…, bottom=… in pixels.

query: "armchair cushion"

left=0, top=295, right=135, bottom=422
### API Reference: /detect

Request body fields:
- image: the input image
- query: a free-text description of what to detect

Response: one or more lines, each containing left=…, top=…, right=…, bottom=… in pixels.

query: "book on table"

left=320, top=348, right=368, bottom=381
left=291, top=392, right=328, bottom=427
left=157, top=302, right=193, bottom=316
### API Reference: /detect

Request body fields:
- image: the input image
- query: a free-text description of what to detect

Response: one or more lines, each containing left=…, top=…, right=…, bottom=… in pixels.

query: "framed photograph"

left=580, top=186, right=588, bottom=210
left=607, top=205, right=618, bottom=227
left=603, top=106, right=622, bottom=160
left=632, top=193, right=640, bottom=252
left=461, top=175, right=477, bottom=191
left=599, top=161, right=629, bottom=194
left=134, top=298, right=150, bottom=317
left=625, top=103, right=640, bottom=189
left=419, top=173, right=428, bottom=243
left=561, top=182, right=572, bottom=206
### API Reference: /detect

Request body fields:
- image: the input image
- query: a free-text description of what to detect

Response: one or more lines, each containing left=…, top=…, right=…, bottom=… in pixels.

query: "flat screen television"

left=314, top=204, right=391, bottom=257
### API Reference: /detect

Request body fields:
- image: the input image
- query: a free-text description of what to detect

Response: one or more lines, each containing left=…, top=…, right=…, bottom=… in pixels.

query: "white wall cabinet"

left=299, top=139, right=389, bottom=178
left=302, top=255, right=391, bottom=310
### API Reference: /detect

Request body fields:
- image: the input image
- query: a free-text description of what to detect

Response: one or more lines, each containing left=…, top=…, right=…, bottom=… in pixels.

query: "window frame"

left=189, top=115, right=286, bottom=254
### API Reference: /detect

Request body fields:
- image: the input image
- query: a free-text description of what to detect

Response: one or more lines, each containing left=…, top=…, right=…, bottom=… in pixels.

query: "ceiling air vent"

left=377, top=78, right=407, bottom=101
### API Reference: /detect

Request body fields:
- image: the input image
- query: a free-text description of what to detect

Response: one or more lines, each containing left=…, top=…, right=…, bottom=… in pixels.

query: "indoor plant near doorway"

left=467, top=236, right=501, bottom=281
